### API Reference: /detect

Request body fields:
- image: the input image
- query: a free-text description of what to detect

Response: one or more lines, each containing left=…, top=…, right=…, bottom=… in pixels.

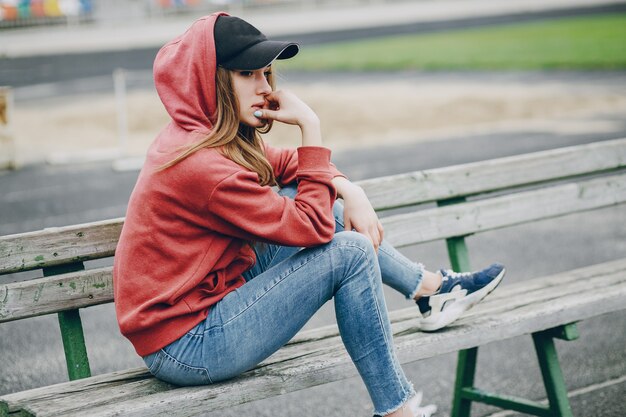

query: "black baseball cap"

left=214, top=15, right=299, bottom=70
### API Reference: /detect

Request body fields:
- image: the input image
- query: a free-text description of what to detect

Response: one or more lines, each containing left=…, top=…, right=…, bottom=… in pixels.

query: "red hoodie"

left=113, top=13, right=343, bottom=356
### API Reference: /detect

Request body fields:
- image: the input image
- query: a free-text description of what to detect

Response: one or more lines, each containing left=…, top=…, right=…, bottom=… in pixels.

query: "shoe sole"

left=417, top=268, right=506, bottom=332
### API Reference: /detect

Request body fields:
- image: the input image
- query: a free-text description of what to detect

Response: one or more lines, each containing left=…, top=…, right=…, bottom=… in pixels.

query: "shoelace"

left=442, top=269, right=473, bottom=280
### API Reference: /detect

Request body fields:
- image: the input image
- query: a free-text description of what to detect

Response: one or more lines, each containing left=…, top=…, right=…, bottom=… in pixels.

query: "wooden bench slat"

left=18, top=378, right=172, bottom=417
left=8, top=259, right=625, bottom=417
left=2, top=139, right=625, bottom=275
left=0, top=266, right=113, bottom=323
left=0, top=367, right=150, bottom=416
left=382, top=172, right=626, bottom=247
left=361, top=137, right=626, bottom=210
left=32, top=373, right=299, bottom=417
left=0, top=218, right=122, bottom=275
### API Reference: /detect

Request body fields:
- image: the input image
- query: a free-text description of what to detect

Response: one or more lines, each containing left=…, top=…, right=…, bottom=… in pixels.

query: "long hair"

left=158, top=66, right=277, bottom=187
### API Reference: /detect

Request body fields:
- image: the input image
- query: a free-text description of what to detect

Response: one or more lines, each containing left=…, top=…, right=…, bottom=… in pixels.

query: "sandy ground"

left=6, top=73, right=626, bottom=166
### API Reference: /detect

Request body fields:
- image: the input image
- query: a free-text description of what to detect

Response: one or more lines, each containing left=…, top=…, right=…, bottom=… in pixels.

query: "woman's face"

left=230, top=66, right=273, bottom=128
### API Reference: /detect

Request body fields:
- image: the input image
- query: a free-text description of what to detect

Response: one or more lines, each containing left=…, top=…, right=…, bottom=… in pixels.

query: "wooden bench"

left=1, top=138, right=626, bottom=417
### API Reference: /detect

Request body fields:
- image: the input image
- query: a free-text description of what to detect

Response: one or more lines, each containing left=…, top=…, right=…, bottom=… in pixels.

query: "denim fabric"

left=143, top=184, right=424, bottom=415
left=266, top=184, right=425, bottom=298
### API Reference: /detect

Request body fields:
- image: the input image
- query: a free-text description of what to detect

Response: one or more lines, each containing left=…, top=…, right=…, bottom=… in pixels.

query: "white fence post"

left=0, top=86, right=16, bottom=170
left=113, top=68, right=129, bottom=156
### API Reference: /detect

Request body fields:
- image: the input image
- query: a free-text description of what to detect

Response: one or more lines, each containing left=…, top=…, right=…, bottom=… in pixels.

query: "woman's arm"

left=258, top=90, right=382, bottom=250
left=332, top=176, right=384, bottom=252
left=264, top=144, right=346, bottom=187
left=259, top=89, right=345, bottom=183
left=207, top=148, right=337, bottom=247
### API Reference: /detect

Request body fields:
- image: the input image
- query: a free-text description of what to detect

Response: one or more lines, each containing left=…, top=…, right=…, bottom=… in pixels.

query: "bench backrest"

left=1, top=137, right=626, bottom=378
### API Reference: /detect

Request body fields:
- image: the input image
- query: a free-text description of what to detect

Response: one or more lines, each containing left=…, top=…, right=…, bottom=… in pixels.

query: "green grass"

left=278, top=13, right=626, bottom=71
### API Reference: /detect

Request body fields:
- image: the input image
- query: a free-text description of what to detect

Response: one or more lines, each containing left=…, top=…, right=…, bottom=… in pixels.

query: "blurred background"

left=1, top=0, right=625, bottom=416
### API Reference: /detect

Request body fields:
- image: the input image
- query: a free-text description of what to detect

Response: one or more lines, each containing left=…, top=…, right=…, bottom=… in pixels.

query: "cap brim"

left=220, top=41, right=299, bottom=70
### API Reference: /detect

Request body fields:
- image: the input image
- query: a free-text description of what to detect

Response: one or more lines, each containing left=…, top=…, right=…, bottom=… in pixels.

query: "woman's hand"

left=254, top=90, right=322, bottom=147
left=333, top=177, right=384, bottom=252
left=255, top=90, right=318, bottom=127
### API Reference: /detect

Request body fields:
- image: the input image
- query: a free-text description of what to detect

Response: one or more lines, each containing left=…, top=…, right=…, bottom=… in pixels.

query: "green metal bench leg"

left=451, top=324, right=578, bottom=417
left=451, top=347, right=478, bottom=417
left=57, top=309, right=92, bottom=380
left=532, top=326, right=577, bottom=417
left=440, top=198, right=475, bottom=417
left=439, top=195, right=577, bottom=417
left=44, top=263, right=92, bottom=380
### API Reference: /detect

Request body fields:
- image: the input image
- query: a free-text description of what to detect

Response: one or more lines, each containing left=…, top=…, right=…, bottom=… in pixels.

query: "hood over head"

left=153, top=13, right=227, bottom=136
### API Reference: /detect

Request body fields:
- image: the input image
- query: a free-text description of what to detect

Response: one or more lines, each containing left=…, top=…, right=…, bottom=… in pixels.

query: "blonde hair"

left=159, top=66, right=276, bottom=187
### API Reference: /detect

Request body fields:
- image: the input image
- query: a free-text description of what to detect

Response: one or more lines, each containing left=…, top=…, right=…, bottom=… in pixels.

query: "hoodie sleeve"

left=264, top=143, right=347, bottom=187
left=206, top=147, right=337, bottom=247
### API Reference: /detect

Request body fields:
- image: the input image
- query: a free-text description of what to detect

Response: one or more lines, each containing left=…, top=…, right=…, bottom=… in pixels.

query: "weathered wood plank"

left=382, top=172, right=626, bottom=247
left=27, top=373, right=313, bottom=417
left=0, top=267, right=113, bottom=323
left=0, top=219, right=122, bottom=275
left=8, top=259, right=625, bottom=417
left=360, top=137, right=626, bottom=210
left=0, top=368, right=150, bottom=417
left=18, top=377, right=172, bottom=417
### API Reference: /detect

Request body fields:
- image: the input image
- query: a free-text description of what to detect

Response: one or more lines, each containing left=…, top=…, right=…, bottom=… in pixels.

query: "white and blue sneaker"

left=408, top=391, right=437, bottom=417
left=416, top=263, right=505, bottom=332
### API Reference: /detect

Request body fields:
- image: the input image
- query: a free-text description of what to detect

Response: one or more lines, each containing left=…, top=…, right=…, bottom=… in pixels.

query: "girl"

left=113, top=13, right=505, bottom=417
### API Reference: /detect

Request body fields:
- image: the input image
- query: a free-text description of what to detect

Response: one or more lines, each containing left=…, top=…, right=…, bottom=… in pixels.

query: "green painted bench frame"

left=44, top=263, right=92, bottom=381
left=444, top=218, right=580, bottom=417
left=2, top=138, right=626, bottom=416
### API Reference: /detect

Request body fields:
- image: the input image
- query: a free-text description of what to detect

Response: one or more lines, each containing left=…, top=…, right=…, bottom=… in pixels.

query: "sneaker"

left=416, top=263, right=505, bottom=331
left=408, top=391, right=437, bottom=417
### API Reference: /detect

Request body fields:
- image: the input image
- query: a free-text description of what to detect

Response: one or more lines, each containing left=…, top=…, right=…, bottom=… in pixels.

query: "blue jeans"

left=143, top=185, right=425, bottom=415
